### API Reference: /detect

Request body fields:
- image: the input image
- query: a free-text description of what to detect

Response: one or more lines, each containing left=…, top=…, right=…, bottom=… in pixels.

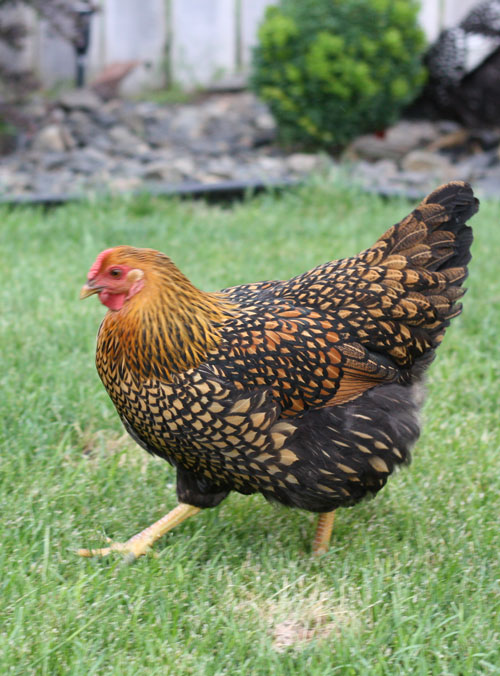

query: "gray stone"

left=108, top=125, right=149, bottom=156
left=66, top=110, right=99, bottom=146
left=91, top=108, right=119, bottom=129
left=66, top=148, right=109, bottom=175
left=9, top=89, right=500, bottom=201
left=471, top=129, right=500, bottom=151
left=31, top=172, right=66, bottom=194
left=111, top=161, right=146, bottom=179
left=14, top=154, right=38, bottom=172
left=454, top=150, right=497, bottom=180
left=401, top=150, right=454, bottom=174
left=287, top=153, right=328, bottom=174
left=348, top=121, right=441, bottom=162
left=58, top=88, right=102, bottom=111
left=0, top=166, right=31, bottom=193
left=256, top=156, right=287, bottom=178
left=169, top=107, right=205, bottom=141
left=40, top=152, right=68, bottom=171
left=171, top=156, right=197, bottom=177
left=138, top=149, right=176, bottom=164
left=389, top=171, right=436, bottom=187
left=187, top=139, right=231, bottom=155
left=33, top=125, right=74, bottom=153
left=436, top=121, right=463, bottom=135
left=48, top=107, right=67, bottom=124
left=473, top=165, right=500, bottom=197
left=115, top=104, right=146, bottom=137
left=145, top=117, right=173, bottom=147
left=21, top=98, right=49, bottom=121
left=134, top=101, right=162, bottom=118
left=255, top=111, right=276, bottom=131
left=142, top=161, right=184, bottom=182
left=194, top=172, right=227, bottom=184
left=107, top=176, right=143, bottom=193
left=92, top=134, right=114, bottom=153
left=205, top=156, right=237, bottom=178
left=354, top=159, right=399, bottom=185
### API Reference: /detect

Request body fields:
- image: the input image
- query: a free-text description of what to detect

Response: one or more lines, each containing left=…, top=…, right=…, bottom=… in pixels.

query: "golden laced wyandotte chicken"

left=79, top=181, right=477, bottom=562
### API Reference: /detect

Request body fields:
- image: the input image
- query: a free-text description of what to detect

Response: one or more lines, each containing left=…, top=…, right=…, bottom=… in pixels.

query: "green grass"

left=1, top=177, right=499, bottom=675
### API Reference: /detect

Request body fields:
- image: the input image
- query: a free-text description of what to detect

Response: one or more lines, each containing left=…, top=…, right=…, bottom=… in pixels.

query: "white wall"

left=419, top=0, right=480, bottom=41
left=170, top=0, right=236, bottom=86
left=8, top=0, right=482, bottom=93
left=239, top=0, right=272, bottom=68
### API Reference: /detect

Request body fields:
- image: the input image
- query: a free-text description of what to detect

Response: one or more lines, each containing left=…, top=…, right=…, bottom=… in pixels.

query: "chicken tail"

left=376, top=180, right=476, bottom=274
left=356, top=181, right=478, bottom=369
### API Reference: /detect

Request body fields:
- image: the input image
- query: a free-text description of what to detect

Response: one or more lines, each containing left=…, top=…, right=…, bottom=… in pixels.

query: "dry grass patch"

left=236, top=580, right=360, bottom=653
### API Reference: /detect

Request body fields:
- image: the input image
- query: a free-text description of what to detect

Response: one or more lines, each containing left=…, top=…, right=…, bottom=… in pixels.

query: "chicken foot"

left=77, top=502, right=201, bottom=562
left=312, top=511, right=336, bottom=555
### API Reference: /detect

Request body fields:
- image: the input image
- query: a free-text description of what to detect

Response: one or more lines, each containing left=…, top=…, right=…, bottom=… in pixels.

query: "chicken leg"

left=77, top=502, right=201, bottom=562
left=312, top=511, right=335, bottom=555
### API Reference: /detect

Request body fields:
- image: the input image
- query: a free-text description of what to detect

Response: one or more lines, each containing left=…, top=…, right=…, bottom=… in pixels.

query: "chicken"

left=411, top=1, right=500, bottom=126
left=79, top=181, right=477, bottom=561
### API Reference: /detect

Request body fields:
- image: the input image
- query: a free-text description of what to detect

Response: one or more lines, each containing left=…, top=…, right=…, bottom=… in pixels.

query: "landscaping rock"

left=473, top=165, right=500, bottom=196
left=66, top=110, right=100, bottom=147
left=40, top=152, right=68, bottom=171
left=66, top=147, right=110, bottom=175
left=145, top=116, right=173, bottom=147
left=171, top=156, right=197, bottom=178
left=108, top=125, right=149, bottom=156
left=142, top=161, right=183, bottom=182
left=32, top=124, right=74, bottom=153
left=348, top=120, right=440, bottom=162
left=355, top=159, right=399, bottom=186
left=401, top=150, right=454, bottom=174
left=58, top=88, right=102, bottom=112
left=287, top=153, right=327, bottom=174
left=108, top=176, right=143, bottom=193
left=4, top=90, right=500, bottom=201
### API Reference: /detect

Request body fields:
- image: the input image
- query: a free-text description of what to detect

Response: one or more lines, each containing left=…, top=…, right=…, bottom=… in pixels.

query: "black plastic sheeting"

left=0, top=178, right=303, bottom=208
left=0, top=176, right=427, bottom=209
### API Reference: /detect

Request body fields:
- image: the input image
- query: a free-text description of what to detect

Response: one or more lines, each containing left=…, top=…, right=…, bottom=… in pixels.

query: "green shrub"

left=251, top=0, right=427, bottom=148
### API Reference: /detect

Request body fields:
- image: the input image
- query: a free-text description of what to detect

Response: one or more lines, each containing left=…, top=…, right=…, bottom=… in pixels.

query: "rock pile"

left=1, top=89, right=500, bottom=201
left=0, top=90, right=327, bottom=199
left=345, top=120, right=500, bottom=198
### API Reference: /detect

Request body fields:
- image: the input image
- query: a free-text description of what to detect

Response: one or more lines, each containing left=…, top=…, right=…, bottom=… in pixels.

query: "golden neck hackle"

left=97, top=253, right=234, bottom=381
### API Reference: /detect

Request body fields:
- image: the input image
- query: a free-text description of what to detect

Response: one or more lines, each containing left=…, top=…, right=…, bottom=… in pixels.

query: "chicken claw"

left=77, top=540, right=151, bottom=563
left=77, top=502, right=201, bottom=562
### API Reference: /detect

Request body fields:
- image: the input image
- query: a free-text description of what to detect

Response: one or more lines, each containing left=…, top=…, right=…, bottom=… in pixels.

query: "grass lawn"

left=1, top=177, right=499, bottom=675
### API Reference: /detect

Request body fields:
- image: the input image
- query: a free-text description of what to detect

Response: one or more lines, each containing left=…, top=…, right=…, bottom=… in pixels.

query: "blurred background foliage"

left=251, top=0, right=427, bottom=149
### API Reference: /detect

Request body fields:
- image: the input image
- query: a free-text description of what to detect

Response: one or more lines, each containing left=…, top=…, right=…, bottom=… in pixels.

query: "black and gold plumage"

left=79, top=181, right=477, bottom=560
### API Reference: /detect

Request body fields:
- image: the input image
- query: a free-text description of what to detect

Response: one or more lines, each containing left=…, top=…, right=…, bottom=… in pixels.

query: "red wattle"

left=99, top=290, right=127, bottom=311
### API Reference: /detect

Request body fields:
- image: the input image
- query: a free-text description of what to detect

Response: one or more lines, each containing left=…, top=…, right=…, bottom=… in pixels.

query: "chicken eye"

left=110, top=268, right=122, bottom=278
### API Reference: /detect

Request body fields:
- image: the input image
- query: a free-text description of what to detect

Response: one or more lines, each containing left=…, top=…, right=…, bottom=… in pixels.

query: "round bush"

left=251, top=0, right=427, bottom=148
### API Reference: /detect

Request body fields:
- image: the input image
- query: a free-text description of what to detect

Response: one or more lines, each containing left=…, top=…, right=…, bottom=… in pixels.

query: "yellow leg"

left=312, top=510, right=336, bottom=555
left=77, top=502, right=201, bottom=562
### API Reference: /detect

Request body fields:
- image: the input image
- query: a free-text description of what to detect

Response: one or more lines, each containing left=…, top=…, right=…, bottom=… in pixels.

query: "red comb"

left=88, top=248, right=115, bottom=280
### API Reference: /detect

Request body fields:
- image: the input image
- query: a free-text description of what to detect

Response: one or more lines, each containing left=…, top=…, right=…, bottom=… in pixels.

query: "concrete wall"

left=419, top=0, right=479, bottom=41
left=7, top=0, right=482, bottom=93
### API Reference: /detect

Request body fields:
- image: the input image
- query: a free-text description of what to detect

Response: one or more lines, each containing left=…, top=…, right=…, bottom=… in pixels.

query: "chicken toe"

left=77, top=502, right=201, bottom=560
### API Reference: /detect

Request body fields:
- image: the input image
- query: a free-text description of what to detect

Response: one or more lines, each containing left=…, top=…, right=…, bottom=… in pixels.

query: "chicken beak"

left=80, top=281, right=101, bottom=299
